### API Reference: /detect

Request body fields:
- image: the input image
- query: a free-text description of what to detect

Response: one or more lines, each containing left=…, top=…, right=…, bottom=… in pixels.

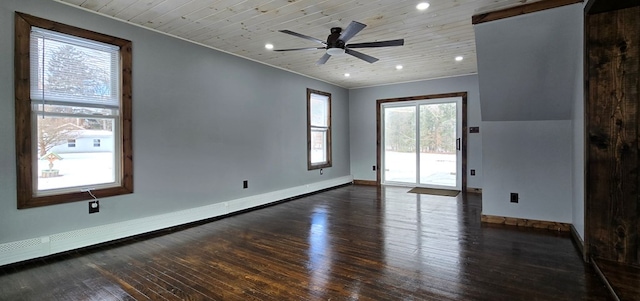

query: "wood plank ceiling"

left=55, top=0, right=543, bottom=89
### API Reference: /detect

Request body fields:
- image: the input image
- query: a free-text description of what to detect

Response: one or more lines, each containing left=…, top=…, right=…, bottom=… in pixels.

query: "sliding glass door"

left=382, top=97, right=462, bottom=190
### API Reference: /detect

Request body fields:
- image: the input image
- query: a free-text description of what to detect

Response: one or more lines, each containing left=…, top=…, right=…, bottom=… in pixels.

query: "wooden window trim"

left=307, top=88, right=332, bottom=170
left=15, top=12, right=133, bottom=209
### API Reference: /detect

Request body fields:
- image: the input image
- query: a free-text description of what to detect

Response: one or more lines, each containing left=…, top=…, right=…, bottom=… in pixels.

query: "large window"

left=15, top=12, right=133, bottom=208
left=307, top=89, right=332, bottom=170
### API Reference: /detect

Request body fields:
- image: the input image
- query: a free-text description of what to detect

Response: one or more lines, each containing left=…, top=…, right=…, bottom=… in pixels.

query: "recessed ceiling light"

left=344, top=73, right=350, bottom=77
left=417, top=2, right=430, bottom=10
left=455, top=56, right=463, bottom=61
left=396, top=65, right=403, bottom=70
left=265, top=43, right=274, bottom=50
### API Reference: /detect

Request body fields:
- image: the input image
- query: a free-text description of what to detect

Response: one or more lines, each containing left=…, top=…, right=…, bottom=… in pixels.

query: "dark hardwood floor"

left=593, top=259, right=640, bottom=301
left=0, top=185, right=611, bottom=300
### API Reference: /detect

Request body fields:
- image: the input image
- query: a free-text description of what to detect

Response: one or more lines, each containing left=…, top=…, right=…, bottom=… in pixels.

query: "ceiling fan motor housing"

left=327, top=27, right=345, bottom=49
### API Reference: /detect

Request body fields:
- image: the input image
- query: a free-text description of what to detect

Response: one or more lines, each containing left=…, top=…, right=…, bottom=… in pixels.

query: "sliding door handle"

left=456, top=138, right=461, bottom=151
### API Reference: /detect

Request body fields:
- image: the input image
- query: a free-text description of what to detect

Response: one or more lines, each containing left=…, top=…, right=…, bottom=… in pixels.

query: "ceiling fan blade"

left=273, top=47, right=325, bottom=52
left=338, top=21, right=366, bottom=43
left=346, top=39, right=404, bottom=48
left=316, top=53, right=331, bottom=65
left=279, top=30, right=326, bottom=45
left=345, top=48, right=379, bottom=64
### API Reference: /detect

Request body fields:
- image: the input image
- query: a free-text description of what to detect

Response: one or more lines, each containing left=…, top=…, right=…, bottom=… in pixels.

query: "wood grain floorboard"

left=594, top=259, right=640, bottom=301
left=0, top=185, right=612, bottom=300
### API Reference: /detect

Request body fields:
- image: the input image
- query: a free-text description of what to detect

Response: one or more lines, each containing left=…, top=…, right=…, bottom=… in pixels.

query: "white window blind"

left=310, top=93, right=329, bottom=127
left=30, top=27, right=120, bottom=108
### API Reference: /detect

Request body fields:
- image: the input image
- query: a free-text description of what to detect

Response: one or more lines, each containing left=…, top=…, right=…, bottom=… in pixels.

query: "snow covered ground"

left=37, top=152, right=114, bottom=191
left=384, top=151, right=456, bottom=187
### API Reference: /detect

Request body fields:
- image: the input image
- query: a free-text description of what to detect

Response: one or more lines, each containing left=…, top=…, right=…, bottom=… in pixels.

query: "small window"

left=307, top=89, right=332, bottom=170
left=15, top=12, right=133, bottom=208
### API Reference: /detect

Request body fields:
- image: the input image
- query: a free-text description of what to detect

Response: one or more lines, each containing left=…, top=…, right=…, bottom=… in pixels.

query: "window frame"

left=15, top=12, right=133, bottom=209
left=307, top=88, right=332, bottom=170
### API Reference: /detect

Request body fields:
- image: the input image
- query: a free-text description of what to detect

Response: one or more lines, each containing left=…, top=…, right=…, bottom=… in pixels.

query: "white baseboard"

left=0, top=175, right=353, bottom=266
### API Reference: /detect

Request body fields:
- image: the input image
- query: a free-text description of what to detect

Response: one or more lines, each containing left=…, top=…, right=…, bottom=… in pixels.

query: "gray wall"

left=571, top=3, right=586, bottom=239
left=474, top=4, right=584, bottom=224
left=0, top=0, right=349, bottom=243
left=482, top=120, right=573, bottom=222
left=475, top=5, right=581, bottom=122
left=349, top=75, right=483, bottom=189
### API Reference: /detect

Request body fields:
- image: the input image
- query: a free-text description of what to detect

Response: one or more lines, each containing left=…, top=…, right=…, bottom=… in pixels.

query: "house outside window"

left=14, top=12, right=133, bottom=208
left=307, top=89, right=332, bottom=170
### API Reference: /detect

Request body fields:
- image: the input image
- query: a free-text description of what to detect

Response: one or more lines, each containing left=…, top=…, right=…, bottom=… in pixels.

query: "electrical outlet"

left=372, top=165, right=376, bottom=171
left=470, top=169, right=476, bottom=176
left=89, top=200, right=99, bottom=214
left=320, top=168, right=323, bottom=175
left=243, top=180, right=248, bottom=189
left=510, top=193, right=519, bottom=203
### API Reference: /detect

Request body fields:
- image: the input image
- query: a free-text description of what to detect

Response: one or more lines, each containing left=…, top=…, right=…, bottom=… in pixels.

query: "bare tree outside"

left=36, top=117, right=81, bottom=157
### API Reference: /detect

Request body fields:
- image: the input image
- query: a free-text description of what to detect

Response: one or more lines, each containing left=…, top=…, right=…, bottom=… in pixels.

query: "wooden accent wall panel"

left=586, top=6, right=640, bottom=265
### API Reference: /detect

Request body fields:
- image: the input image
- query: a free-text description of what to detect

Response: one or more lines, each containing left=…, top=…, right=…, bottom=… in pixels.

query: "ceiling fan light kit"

left=274, top=21, right=404, bottom=65
left=326, top=48, right=345, bottom=56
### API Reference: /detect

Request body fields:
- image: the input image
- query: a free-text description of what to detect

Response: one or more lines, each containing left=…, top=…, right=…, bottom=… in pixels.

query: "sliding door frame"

left=376, top=92, right=468, bottom=192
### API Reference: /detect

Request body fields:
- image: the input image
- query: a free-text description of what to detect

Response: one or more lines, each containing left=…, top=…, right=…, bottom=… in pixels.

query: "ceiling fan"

left=274, top=21, right=405, bottom=65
